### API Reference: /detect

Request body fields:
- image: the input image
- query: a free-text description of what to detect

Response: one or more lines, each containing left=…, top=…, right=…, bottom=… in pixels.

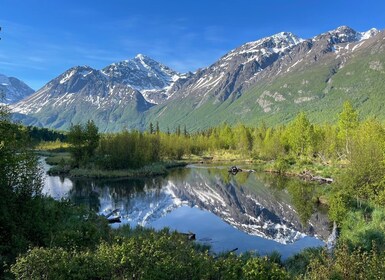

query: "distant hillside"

left=12, top=55, right=184, bottom=131
left=0, top=74, right=34, bottom=104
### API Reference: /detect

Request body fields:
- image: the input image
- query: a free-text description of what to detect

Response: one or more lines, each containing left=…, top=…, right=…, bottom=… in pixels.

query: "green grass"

left=67, top=161, right=187, bottom=179
left=35, top=140, right=70, bottom=151
left=44, top=152, right=71, bottom=166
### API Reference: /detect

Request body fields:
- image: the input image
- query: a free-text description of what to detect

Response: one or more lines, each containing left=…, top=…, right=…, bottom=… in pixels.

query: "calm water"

left=42, top=161, right=327, bottom=258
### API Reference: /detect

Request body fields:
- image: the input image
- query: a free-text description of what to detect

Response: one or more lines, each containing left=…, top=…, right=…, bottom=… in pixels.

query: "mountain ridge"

left=11, top=25, right=385, bottom=132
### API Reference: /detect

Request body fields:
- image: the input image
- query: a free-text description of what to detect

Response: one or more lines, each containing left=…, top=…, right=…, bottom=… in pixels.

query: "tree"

left=284, top=112, right=314, bottom=157
left=149, top=122, right=154, bottom=134
left=156, top=121, right=160, bottom=134
left=68, top=121, right=100, bottom=167
left=339, top=118, right=385, bottom=204
left=0, top=101, right=44, bottom=277
left=338, top=101, right=358, bottom=156
left=68, top=123, right=86, bottom=167
left=234, top=124, right=252, bottom=155
left=85, top=120, right=100, bottom=158
left=175, top=125, right=181, bottom=136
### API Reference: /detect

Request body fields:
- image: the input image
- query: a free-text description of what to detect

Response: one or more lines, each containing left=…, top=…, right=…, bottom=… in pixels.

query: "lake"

left=42, top=161, right=327, bottom=259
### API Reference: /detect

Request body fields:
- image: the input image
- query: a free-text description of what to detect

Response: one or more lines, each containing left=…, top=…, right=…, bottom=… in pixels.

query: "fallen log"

left=312, top=176, right=333, bottom=184
left=297, top=170, right=333, bottom=184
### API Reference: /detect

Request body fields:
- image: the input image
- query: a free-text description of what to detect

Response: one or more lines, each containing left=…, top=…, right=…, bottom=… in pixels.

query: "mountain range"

left=10, top=25, right=385, bottom=132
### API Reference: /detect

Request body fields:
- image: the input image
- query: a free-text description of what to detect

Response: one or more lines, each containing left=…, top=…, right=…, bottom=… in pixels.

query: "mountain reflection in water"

left=42, top=164, right=327, bottom=257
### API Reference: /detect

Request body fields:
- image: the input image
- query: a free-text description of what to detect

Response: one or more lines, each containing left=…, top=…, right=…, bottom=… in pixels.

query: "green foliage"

left=68, top=120, right=100, bottom=167
left=35, top=140, right=69, bottom=152
left=286, top=180, right=317, bottom=225
left=337, top=100, right=359, bottom=156
left=285, top=247, right=324, bottom=277
left=272, top=156, right=291, bottom=174
left=26, top=126, right=67, bottom=144
left=328, top=191, right=350, bottom=223
left=305, top=244, right=385, bottom=280
left=243, top=256, right=290, bottom=280
left=332, top=118, right=385, bottom=210
left=97, top=130, right=161, bottom=169
left=284, top=112, right=315, bottom=157
left=10, top=227, right=294, bottom=280
left=340, top=207, right=385, bottom=251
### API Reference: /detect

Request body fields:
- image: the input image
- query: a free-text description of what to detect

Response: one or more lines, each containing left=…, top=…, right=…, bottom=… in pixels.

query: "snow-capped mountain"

left=12, top=26, right=385, bottom=132
left=12, top=64, right=154, bottom=131
left=102, top=54, right=184, bottom=104
left=12, top=55, right=185, bottom=131
left=147, top=26, right=383, bottom=130
left=0, top=74, right=34, bottom=104
left=314, top=25, right=379, bottom=44
left=166, top=32, right=304, bottom=106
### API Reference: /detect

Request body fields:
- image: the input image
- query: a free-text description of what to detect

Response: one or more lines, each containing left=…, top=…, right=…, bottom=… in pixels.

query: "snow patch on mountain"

left=224, top=31, right=303, bottom=64
left=174, top=31, right=305, bottom=105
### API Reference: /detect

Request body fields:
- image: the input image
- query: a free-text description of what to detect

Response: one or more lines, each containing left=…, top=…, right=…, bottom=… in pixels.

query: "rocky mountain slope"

left=12, top=55, right=184, bottom=131
left=147, top=26, right=383, bottom=130
left=0, top=74, right=34, bottom=104
left=101, top=54, right=185, bottom=104
left=12, top=26, right=385, bottom=131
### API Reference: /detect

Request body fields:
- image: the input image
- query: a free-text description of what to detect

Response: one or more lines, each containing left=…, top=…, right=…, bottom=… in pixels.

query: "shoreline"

left=47, top=160, right=188, bottom=179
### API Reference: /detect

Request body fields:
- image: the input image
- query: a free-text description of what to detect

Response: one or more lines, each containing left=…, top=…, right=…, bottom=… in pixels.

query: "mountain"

left=12, top=55, right=184, bottom=131
left=102, top=54, right=185, bottom=104
left=146, top=26, right=383, bottom=130
left=0, top=74, right=34, bottom=104
left=12, top=26, right=385, bottom=131
left=12, top=65, right=153, bottom=131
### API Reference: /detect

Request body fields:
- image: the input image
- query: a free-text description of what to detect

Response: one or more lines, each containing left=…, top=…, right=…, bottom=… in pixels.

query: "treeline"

left=26, top=125, right=67, bottom=143
left=67, top=101, right=369, bottom=170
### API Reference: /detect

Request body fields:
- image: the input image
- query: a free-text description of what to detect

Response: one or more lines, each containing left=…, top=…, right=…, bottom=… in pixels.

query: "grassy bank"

left=68, top=161, right=187, bottom=178
left=44, top=151, right=188, bottom=178
left=262, top=156, right=341, bottom=179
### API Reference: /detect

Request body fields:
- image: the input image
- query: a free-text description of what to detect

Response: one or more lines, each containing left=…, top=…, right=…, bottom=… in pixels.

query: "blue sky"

left=1, top=0, right=384, bottom=90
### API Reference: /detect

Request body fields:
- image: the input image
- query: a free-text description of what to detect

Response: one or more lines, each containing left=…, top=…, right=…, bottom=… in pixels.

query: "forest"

left=2, top=101, right=385, bottom=279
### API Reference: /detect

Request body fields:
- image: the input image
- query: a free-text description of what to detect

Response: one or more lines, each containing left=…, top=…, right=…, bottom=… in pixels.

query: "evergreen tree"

left=68, top=123, right=86, bottom=167
left=85, top=120, right=100, bottom=158
left=149, top=122, right=154, bottom=134
left=156, top=121, right=160, bottom=134
left=176, top=125, right=181, bottom=136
